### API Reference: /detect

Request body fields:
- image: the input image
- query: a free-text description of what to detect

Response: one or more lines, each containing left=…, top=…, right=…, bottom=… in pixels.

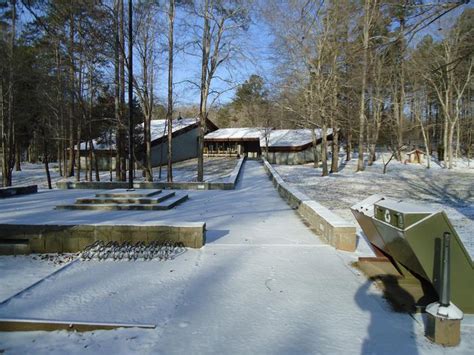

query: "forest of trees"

left=0, top=0, right=472, bottom=187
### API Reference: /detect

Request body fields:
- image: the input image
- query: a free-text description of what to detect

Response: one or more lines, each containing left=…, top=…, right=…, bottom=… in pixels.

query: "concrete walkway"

left=0, top=161, right=469, bottom=354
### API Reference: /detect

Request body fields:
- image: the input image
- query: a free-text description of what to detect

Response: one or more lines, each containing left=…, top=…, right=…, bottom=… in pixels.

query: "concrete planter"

left=0, top=222, right=206, bottom=255
left=56, top=157, right=246, bottom=191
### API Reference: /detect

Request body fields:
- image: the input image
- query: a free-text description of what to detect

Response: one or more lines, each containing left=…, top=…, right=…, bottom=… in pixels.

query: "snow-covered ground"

left=4, top=157, right=238, bottom=189
left=0, top=160, right=473, bottom=354
left=274, top=154, right=474, bottom=259
left=0, top=255, right=74, bottom=303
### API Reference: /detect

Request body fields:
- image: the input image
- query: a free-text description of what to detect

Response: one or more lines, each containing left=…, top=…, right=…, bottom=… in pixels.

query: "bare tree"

left=1, top=0, right=16, bottom=186
left=167, top=0, right=175, bottom=182
left=135, top=0, right=160, bottom=182
left=421, top=22, right=473, bottom=169
left=196, top=0, right=250, bottom=182
left=356, top=0, right=377, bottom=172
left=263, top=0, right=350, bottom=176
left=367, top=50, right=386, bottom=166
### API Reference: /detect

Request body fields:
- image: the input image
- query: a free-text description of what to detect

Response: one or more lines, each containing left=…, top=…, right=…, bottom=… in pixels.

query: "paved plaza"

left=0, top=161, right=472, bottom=354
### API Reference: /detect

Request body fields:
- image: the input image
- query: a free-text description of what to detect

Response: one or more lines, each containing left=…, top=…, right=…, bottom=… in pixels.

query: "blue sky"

left=161, top=10, right=276, bottom=107
left=14, top=1, right=472, bottom=108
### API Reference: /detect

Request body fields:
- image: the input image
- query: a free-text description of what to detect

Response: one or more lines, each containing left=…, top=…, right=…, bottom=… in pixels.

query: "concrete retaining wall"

left=56, top=157, right=245, bottom=191
left=56, top=180, right=235, bottom=191
left=0, top=222, right=206, bottom=255
left=0, top=185, right=38, bottom=198
left=262, top=159, right=357, bottom=252
left=228, top=156, right=245, bottom=185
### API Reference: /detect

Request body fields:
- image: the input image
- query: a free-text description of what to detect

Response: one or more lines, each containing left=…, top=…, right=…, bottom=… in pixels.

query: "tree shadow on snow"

left=400, top=173, right=473, bottom=220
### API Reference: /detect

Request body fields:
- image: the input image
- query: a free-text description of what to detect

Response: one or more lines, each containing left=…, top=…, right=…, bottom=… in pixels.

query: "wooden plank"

left=0, top=318, right=156, bottom=332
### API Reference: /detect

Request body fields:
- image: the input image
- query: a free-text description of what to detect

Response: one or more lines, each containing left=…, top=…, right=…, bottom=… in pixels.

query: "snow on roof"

left=204, top=127, right=263, bottom=140
left=147, top=118, right=198, bottom=142
left=406, top=149, right=426, bottom=155
left=264, top=129, right=311, bottom=147
left=206, top=127, right=333, bottom=148
left=76, top=118, right=198, bottom=150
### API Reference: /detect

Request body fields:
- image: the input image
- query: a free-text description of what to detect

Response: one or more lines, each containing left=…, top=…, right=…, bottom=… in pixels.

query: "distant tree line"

left=217, top=1, right=472, bottom=174
left=0, top=1, right=472, bottom=188
left=0, top=0, right=250, bottom=187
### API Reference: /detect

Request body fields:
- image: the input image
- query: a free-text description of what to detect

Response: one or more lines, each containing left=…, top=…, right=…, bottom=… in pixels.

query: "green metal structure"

left=352, top=195, right=474, bottom=313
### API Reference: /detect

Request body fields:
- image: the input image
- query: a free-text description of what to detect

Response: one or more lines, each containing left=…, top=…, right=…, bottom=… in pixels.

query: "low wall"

left=0, top=222, right=206, bottom=255
left=0, top=185, right=38, bottom=198
left=227, top=156, right=245, bottom=186
left=262, top=159, right=357, bottom=252
left=56, top=157, right=246, bottom=191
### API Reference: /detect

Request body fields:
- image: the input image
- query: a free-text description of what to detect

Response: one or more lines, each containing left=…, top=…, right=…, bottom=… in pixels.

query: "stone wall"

left=0, top=222, right=206, bottom=255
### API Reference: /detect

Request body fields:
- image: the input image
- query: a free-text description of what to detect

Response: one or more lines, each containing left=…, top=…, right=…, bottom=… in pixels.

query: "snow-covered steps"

left=56, top=193, right=188, bottom=211
left=55, top=189, right=188, bottom=211
left=94, top=189, right=162, bottom=198
left=75, top=191, right=176, bottom=205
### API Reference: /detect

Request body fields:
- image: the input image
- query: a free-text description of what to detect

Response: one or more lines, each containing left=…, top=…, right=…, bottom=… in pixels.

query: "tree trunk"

left=113, top=1, right=121, bottom=181
left=321, top=123, right=328, bottom=176
left=443, top=117, right=448, bottom=165
left=85, top=141, right=89, bottom=181
left=57, top=143, right=62, bottom=176
left=455, top=120, right=460, bottom=160
left=119, top=0, right=126, bottom=182
left=197, top=0, right=211, bottom=182
left=420, top=122, right=431, bottom=169
left=127, top=0, right=134, bottom=187
left=3, top=0, right=17, bottom=186
left=311, top=128, right=319, bottom=168
left=166, top=0, right=175, bottom=183
left=76, top=119, right=81, bottom=182
left=158, top=120, right=167, bottom=180
left=90, top=140, right=100, bottom=182
left=448, top=122, right=455, bottom=169
left=1, top=79, right=8, bottom=187
left=88, top=68, right=93, bottom=182
left=330, top=127, right=339, bottom=173
left=345, top=129, right=352, bottom=161
left=43, top=129, right=52, bottom=190
left=67, top=14, right=75, bottom=177
left=15, top=139, right=21, bottom=171
left=109, top=131, right=113, bottom=181
left=396, top=11, right=406, bottom=161
left=55, top=43, right=63, bottom=177
left=357, top=0, right=371, bottom=172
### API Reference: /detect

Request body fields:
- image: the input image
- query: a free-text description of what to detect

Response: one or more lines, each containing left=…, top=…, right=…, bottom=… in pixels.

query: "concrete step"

left=56, top=193, right=189, bottom=211
left=0, top=185, right=38, bottom=198
left=95, top=189, right=162, bottom=198
left=161, top=193, right=189, bottom=209
left=75, top=191, right=175, bottom=205
left=0, top=239, right=30, bottom=255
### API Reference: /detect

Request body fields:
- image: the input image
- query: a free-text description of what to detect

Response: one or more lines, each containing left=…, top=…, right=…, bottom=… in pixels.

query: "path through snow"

left=0, top=161, right=472, bottom=354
